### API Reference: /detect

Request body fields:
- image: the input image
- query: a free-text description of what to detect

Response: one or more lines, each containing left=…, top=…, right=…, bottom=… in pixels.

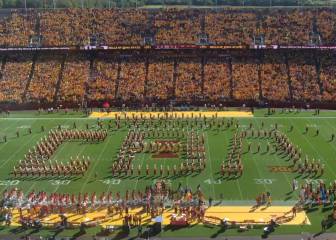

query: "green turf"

left=0, top=108, right=336, bottom=237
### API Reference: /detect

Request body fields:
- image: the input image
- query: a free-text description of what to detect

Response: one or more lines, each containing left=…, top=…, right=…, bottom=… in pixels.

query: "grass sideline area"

left=0, top=108, right=335, bottom=238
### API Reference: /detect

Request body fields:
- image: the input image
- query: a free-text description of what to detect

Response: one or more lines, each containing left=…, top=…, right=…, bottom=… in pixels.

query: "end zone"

left=89, top=111, right=253, bottom=119
left=8, top=205, right=309, bottom=227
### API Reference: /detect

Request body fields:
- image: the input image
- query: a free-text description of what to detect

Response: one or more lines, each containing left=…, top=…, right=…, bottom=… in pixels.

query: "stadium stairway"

left=284, top=54, right=293, bottom=101
left=0, top=55, right=7, bottom=80
left=22, top=52, right=38, bottom=102
left=53, top=54, right=67, bottom=104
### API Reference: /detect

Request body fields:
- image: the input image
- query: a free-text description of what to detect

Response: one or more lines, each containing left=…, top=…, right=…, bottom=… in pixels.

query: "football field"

left=0, top=109, right=336, bottom=237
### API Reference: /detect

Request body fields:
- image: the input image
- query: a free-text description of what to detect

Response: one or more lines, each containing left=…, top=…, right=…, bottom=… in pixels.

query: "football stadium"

left=0, top=1, right=336, bottom=239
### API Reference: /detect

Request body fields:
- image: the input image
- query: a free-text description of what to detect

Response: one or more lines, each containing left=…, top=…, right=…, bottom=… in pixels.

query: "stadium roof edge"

left=2, top=5, right=336, bottom=10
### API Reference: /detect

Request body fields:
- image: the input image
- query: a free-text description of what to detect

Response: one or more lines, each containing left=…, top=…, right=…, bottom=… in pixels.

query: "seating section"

left=155, top=9, right=200, bottom=44
left=289, top=53, right=320, bottom=101
left=1, top=9, right=336, bottom=47
left=0, top=7, right=335, bottom=105
left=205, top=11, right=257, bottom=45
left=147, top=60, right=174, bottom=100
left=88, top=57, right=118, bottom=101
left=118, top=59, right=146, bottom=101
left=0, top=10, right=36, bottom=47
left=260, top=10, right=313, bottom=45
left=203, top=60, right=230, bottom=100
left=175, top=61, right=202, bottom=101
left=261, top=55, right=289, bottom=101
left=319, top=53, right=336, bottom=101
left=59, top=54, right=90, bottom=102
left=0, top=54, right=33, bottom=103
left=232, top=62, right=259, bottom=100
left=0, top=51, right=335, bottom=104
left=26, top=55, right=62, bottom=103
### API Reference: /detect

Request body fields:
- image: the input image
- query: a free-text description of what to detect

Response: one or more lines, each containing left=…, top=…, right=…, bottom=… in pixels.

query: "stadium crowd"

left=0, top=8, right=335, bottom=105
left=0, top=54, right=33, bottom=103
left=0, top=9, right=336, bottom=46
left=0, top=51, right=335, bottom=105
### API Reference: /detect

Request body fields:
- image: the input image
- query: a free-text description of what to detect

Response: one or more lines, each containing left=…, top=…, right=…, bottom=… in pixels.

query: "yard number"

left=305, top=179, right=324, bottom=185
left=49, top=180, right=71, bottom=185
left=254, top=179, right=275, bottom=185
left=100, top=179, right=121, bottom=185
left=0, top=180, right=20, bottom=186
left=204, top=178, right=222, bottom=185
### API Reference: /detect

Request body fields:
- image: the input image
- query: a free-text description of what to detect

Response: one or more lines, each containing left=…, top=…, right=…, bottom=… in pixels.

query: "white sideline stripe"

left=0, top=120, right=40, bottom=170
left=0, top=120, right=20, bottom=153
left=305, top=118, right=336, bottom=176
left=289, top=118, right=336, bottom=177
left=267, top=118, right=296, bottom=198
left=79, top=133, right=113, bottom=194
left=1, top=116, right=336, bottom=120
left=205, top=132, right=216, bottom=199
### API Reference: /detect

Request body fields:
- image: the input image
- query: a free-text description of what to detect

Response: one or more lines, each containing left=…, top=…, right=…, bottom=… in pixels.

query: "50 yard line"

left=205, top=132, right=216, bottom=200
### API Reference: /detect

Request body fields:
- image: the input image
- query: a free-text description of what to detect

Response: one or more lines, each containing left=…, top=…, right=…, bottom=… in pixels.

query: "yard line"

left=316, top=119, right=336, bottom=154
left=0, top=120, right=40, bottom=170
left=235, top=179, right=243, bottom=200
left=246, top=119, right=270, bottom=193
left=205, top=132, right=216, bottom=199
left=79, top=134, right=113, bottom=194
left=104, top=131, right=127, bottom=194
left=50, top=120, right=86, bottom=193
left=0, top=119, right=20, bottom=152
left=133, top=150, right=146, bottom=193
left=288, top=118, right=336, bottom=177
left=267, top=118, right=297, bottom=199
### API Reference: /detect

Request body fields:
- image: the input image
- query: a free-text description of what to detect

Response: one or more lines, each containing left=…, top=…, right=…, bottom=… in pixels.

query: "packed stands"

left=260, top=9, right=313, bottom=45
left=0, top=8, right=335, bottom=108
left=1, top=8, right=336, bottom=47
left=0, top=50, right=335, bottom=106
left=40, top=9, right=92, bottom=46
left=205, top=11, right=257, bottom=45
left=25, top=54, right=62, bottom=103
left=59, top=54, right=90, bottom=103
left=175, top=60, right=202, bottom=101
left=94, top=9, right=147, bottom=45
left=320, top=53, right=336, bottom=101
left=0, top=10, right=36, bottom=47
left=203, top=60, right=231, bottom=100
left=0, top=54, right=33, bottom=103
left=316, top=9, right=336, bottom=45
left=155, top=9, right=200, bottom=44
left=88, top=55, right=119, bottom=102
left=232, top=61, right=259, bottom=101
left=117, top=58, right=146, bottom=101
left=288, top=52, right=321, bottom=101
left=260, top=55, right=289, bottom=101
left=147, top=59, right=174, bottom=101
